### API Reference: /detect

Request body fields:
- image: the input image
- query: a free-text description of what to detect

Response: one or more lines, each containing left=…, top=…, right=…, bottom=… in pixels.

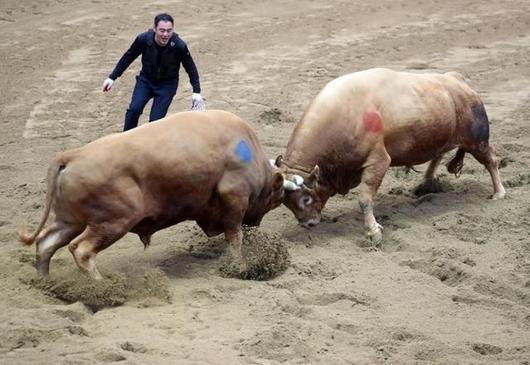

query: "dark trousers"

left=123, top=73, right=178, bottom=131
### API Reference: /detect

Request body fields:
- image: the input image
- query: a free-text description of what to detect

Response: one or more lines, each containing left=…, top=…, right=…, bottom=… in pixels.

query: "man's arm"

left=108, top=35, right=144, bottom=80
left=181, top=45, right=201, bottom=93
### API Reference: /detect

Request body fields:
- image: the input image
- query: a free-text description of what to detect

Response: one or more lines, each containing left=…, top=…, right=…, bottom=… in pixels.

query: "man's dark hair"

left=154, top=13, right=174, bottom=27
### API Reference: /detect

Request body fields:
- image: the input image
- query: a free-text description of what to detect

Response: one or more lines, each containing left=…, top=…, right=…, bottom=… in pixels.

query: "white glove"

left=102, top=78, right=114, bottom=92
left=191, top=93, right=205, bottom=111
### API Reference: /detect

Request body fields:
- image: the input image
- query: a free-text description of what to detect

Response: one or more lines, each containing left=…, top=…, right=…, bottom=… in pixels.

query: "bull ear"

left=272, top=171, right=284, bottom=191
left=274, top=155, right=283, bottom=167
left=308, top=165, right=321, bottom=183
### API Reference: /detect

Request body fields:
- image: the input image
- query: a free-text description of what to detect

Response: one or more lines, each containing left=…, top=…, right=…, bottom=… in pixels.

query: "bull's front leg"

left=357, top=147, right=391, bottom=244
left=218, top=175, right=250, bottom=272
left=225, top=228, right=247, bottom=271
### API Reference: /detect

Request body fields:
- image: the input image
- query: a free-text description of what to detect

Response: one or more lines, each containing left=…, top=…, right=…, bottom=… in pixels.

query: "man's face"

left=154, top=20, right=173, bottom=46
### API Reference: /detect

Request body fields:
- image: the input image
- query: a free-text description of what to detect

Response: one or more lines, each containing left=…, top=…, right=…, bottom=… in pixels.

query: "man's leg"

left=124, top=75, right=153, bottom=131
left=149, top=80, right=177, bottom=122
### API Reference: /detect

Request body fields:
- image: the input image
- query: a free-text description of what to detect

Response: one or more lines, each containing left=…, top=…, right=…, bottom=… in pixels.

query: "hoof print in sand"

left=29, top=268, right=171, bottom=310
left=471, top=342, right=503, bottom=355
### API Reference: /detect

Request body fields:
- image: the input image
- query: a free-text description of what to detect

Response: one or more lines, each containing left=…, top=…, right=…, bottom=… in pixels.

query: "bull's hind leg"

left=414, top=156, right=444, bottom=196
left=68, top=225, right=128, bottom=280
left=465, top=103, right=505, bottom=199
left=35, top=222, right=84, bottom=277
left=358, top=145, right=391, bottom=244
left=468, top=144, right=506, bottom=200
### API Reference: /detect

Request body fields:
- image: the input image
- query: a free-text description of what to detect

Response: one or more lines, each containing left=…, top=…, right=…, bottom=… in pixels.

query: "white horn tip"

left=283, top=180, right=300, bottom=191
left=293, top=175, right=304, bottom=186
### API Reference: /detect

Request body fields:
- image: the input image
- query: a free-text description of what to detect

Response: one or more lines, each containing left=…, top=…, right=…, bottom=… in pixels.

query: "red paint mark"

left=362, top=111, right=383, bottom=133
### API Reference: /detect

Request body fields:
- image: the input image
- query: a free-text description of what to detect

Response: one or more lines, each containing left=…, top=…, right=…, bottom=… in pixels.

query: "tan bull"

left=19, top=110, right=284, bottom=279
left=276, top=68, right=505, bottom=243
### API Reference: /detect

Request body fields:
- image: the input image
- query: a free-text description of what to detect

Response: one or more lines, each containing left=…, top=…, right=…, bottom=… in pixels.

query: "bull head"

left=274, top=155, right=326, bottom=228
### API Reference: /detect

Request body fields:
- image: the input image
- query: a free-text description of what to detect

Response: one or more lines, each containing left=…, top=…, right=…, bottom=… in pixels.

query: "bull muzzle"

left=300, top=217, right=321, bottom=228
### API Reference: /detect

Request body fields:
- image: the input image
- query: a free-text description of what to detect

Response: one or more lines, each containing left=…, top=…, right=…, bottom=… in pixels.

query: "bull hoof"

left=365, top=223, right=383, bottom=245
left=491, top=191, right=506, bottom=200
left=228, top=259, right=249, bottom=276
left=414, top=178, right=443, bottom=196
left=90, top=270, right=104, bottom=281
left=235, top=260, right=248, bottom=273
left=226, top=252, right=248, bottom=273
left=36, top=261, right=50, bottom=278
left=37, top=271, right=50, bottom=280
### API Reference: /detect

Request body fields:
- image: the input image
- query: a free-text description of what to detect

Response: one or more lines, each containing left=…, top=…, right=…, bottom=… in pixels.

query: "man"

left=102, top=13, right=205, bottom=131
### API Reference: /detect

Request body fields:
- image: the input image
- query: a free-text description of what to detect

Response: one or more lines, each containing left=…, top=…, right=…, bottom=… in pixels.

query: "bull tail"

left=18, top=159, right=65, bottom=246
left=446, top=148, right=466, bottom=177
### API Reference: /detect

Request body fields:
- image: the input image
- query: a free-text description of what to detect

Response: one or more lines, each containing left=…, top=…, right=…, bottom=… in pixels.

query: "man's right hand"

left=102, top=78, right=114, bottom=92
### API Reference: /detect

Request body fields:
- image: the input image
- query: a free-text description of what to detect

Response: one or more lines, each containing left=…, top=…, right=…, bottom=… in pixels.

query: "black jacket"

left=109, top=30, right=201, bottom=93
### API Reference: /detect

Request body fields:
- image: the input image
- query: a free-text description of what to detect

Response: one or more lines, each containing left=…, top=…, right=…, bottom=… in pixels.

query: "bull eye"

left=300, top=195, right=313, bottom=207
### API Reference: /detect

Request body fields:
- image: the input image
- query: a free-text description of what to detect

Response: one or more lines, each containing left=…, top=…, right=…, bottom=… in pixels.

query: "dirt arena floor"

left=1, top=0, right=529, bottom=364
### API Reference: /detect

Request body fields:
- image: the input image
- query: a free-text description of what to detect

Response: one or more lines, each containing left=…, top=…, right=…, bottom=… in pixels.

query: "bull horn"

left=283, top=179, right=301, bottom=191
left=292, top=175, right=304, bottom=186
left=269, top=159, right=276, bottom=167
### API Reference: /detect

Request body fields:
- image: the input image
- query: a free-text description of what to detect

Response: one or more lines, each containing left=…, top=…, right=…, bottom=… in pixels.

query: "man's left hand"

left=191, top=93, right=206, bottom=111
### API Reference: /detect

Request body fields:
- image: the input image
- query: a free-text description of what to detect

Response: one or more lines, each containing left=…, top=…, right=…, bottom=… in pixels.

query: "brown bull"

left=19, top=110, right=284, bottom=279
left=276, top=68, right=505, bottom=243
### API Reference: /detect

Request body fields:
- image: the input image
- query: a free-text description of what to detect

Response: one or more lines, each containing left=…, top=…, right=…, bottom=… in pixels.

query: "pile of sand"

left=189, top=227, right=290, bottom=280
left=219, top=227, right=290, bottom=280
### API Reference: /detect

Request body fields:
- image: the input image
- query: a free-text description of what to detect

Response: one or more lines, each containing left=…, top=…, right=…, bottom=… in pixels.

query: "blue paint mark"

left=235, top=140, right=253, bottom=163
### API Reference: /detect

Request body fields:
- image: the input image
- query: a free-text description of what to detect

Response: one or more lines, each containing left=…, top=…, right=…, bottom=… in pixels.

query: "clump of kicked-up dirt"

left=27, top=266, right=171, bottom=311
left=213, top=227, right=290, bottom=280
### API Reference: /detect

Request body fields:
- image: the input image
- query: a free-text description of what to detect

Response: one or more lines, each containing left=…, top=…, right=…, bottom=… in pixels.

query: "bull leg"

left=35, top=222, right=84, bottom=277
left=358, top=146, right=391, bottom=244
left=413, top=156, right=444, bottom=196
left=225, top=228, right=246, bottom=271
left=217, top=175, right=249, bottom=271
left=68, top=229, right=103, bottom=280
left=468, top=144, right=506, bottom=200
left=222, top=203, right=247, bottom=271
left=68, top=226, right=127, bottom=280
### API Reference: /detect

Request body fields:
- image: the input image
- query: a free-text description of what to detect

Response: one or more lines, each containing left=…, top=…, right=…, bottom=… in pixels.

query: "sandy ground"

left=1, top=0, right=529, bottom=364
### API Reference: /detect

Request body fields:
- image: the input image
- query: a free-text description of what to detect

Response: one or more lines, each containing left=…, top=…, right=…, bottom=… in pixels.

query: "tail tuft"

left=447, top=148, right=466, bottom=177
left=18, top=225, right=36, bottom=246
left=140, top=234, right=151, bottom=250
